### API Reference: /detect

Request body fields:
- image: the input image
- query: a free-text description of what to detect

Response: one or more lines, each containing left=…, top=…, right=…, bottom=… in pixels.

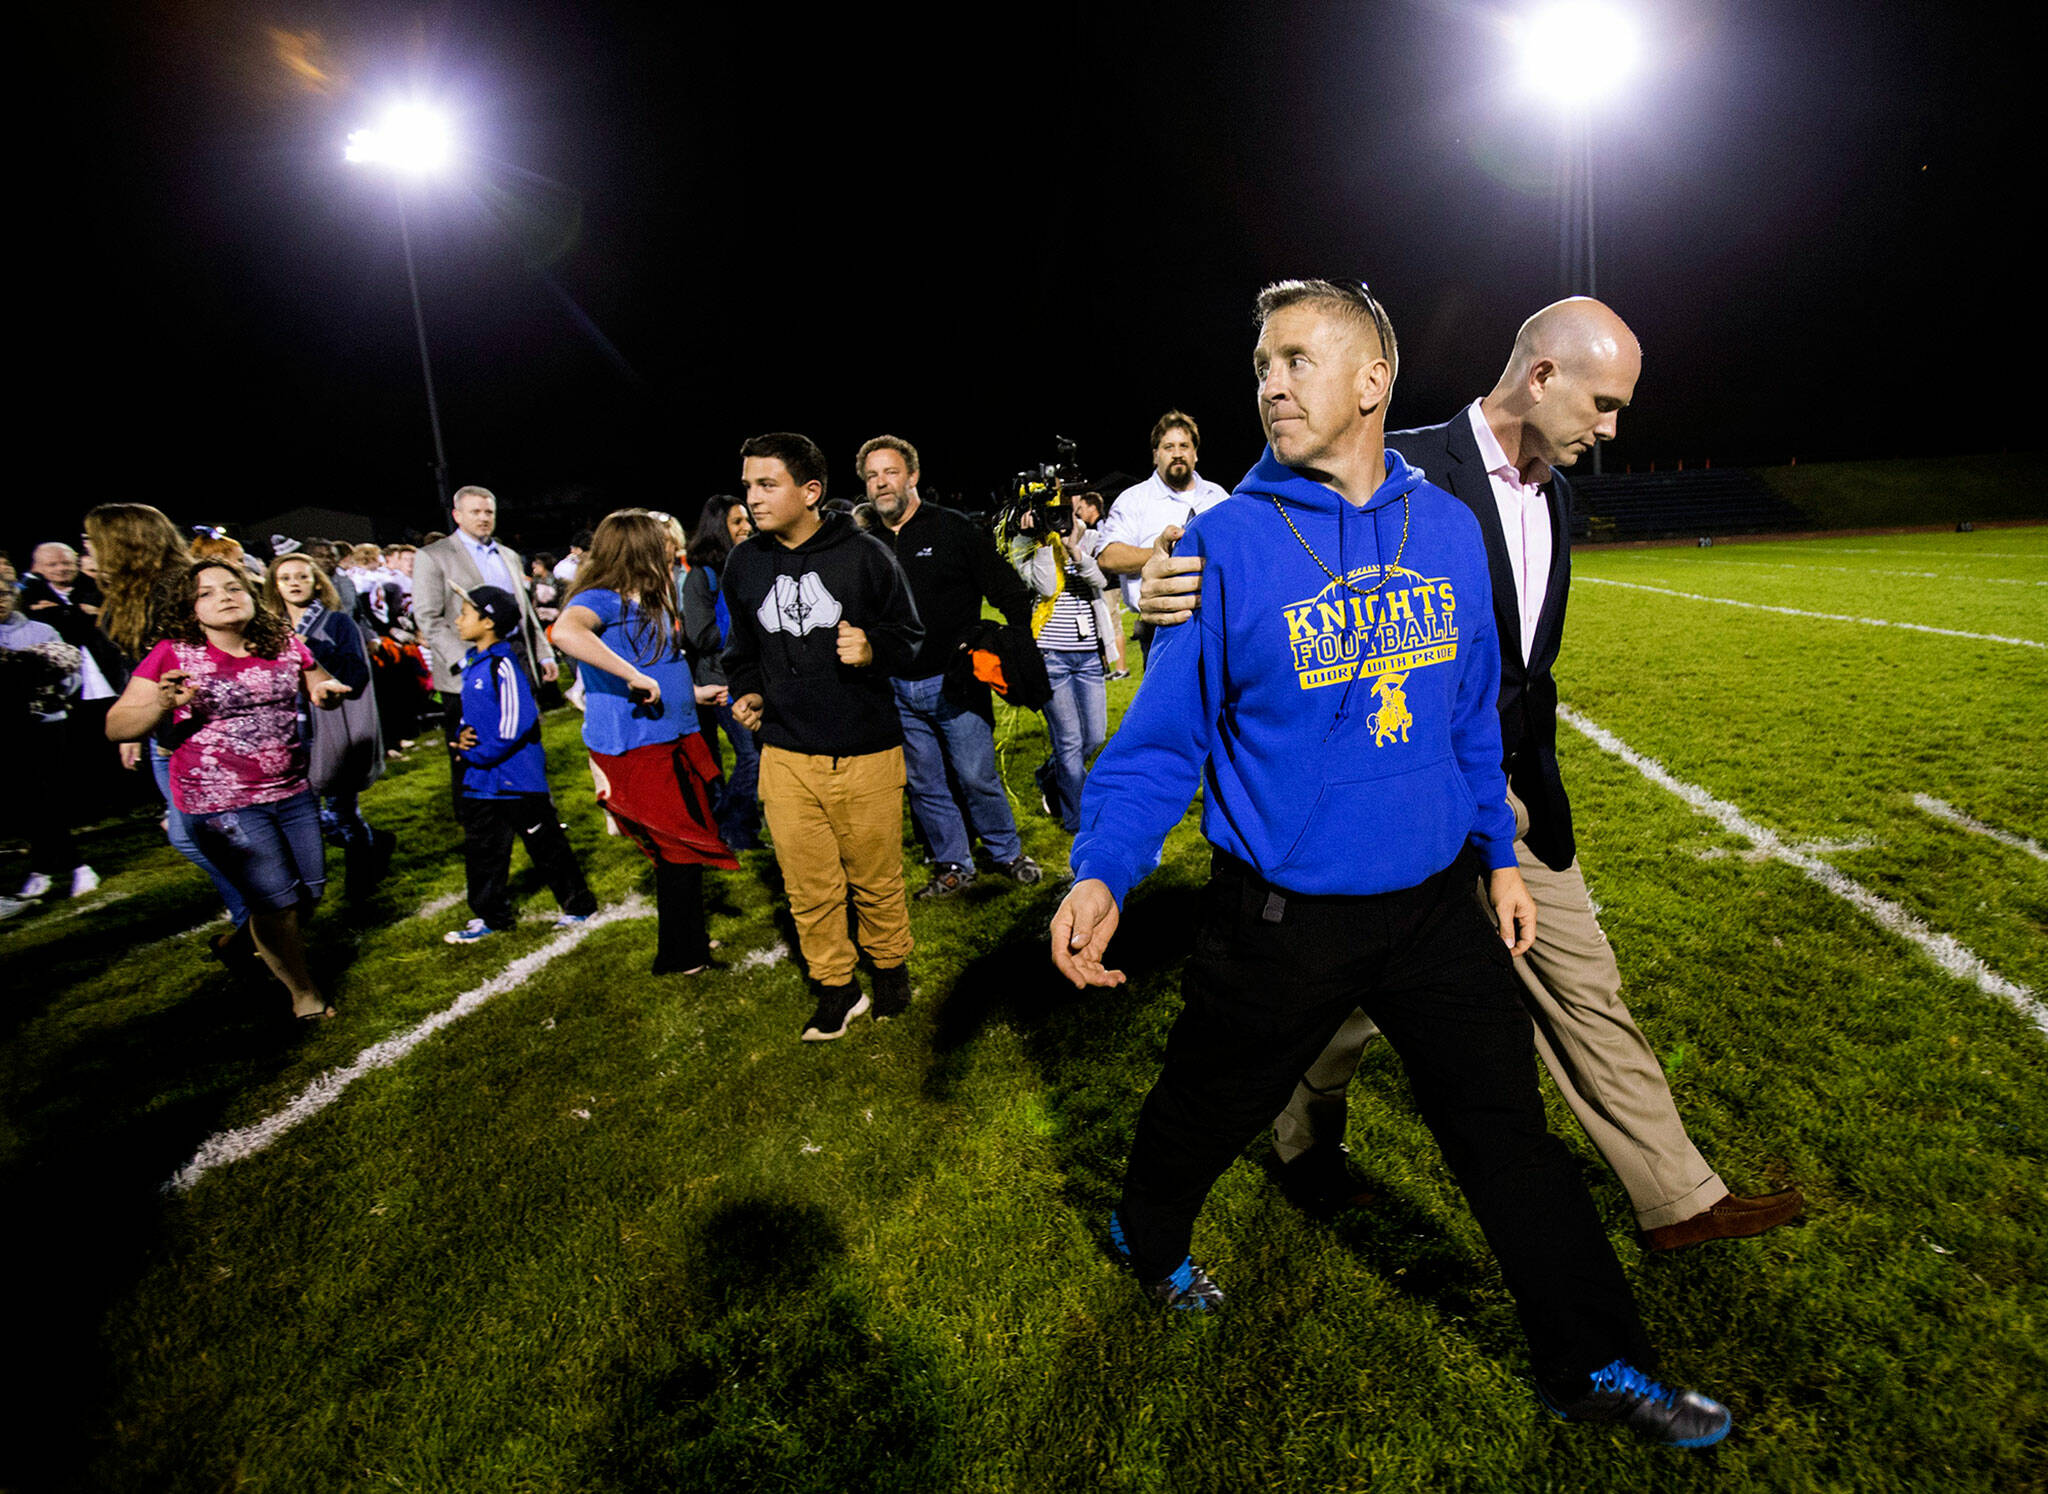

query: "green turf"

left=4, top=529, right=2045, bottom=1492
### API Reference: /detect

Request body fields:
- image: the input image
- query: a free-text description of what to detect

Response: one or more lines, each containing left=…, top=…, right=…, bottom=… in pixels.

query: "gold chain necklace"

left=1271, top=491, right=1411, bottom=598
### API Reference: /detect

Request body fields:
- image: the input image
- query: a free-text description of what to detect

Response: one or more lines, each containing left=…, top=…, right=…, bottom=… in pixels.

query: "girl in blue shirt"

left=553, top=510, right=736, bottom=974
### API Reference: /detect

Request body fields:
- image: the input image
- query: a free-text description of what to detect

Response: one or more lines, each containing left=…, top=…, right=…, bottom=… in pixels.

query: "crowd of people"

left=0, top=280, right=1813, bottom=1449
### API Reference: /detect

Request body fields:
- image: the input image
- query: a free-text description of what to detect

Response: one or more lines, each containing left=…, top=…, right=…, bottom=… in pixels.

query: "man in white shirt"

left=1135, top=298, right=1804, bottom=1254
left=1094, top=412, right=1230, bottom=665
left=553, top=531, right=591, bottom=585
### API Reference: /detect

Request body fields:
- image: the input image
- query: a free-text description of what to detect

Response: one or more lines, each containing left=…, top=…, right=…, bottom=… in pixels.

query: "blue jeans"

left=1041, top=649, right=1107, bottom=833
left=151, top=746, right=249, bottom=926
left=716, top=701, right=762, bottom=849
left=892, top=674, right=1022, bottom=867
left=187, top=791, right=327, bottom=914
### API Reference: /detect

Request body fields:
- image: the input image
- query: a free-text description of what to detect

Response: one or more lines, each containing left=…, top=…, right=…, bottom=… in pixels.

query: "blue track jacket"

left=1070, top=447, right=1516, bottom=906
left=456, top=641, right=551, bottom=800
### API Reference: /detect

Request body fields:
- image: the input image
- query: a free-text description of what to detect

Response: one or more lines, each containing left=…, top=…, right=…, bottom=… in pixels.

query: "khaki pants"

left=758, top=745, right=913, bottom=987
left=1273, top=788, right=1725, bottom=1229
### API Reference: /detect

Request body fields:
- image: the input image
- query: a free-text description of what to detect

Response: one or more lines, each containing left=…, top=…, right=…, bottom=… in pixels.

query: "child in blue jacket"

left=445, top=586, right=597, bottom=943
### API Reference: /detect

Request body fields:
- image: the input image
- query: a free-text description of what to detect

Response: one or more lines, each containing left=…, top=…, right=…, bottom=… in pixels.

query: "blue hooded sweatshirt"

left=456, top=639, right=551, bottom=800
left=1070, top=447, right=1516, bottom=906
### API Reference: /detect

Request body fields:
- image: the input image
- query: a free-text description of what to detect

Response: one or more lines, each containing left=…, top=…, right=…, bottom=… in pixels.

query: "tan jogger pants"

left=758, top=745, right=913, bottom=987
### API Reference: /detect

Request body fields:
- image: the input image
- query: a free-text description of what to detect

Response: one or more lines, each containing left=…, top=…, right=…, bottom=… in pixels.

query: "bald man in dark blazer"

left=1139, top=299, right=1803, bottom=1252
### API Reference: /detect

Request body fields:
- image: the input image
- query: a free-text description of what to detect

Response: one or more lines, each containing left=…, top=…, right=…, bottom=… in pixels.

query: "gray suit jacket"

left=412, top=534, right=548, bottom=693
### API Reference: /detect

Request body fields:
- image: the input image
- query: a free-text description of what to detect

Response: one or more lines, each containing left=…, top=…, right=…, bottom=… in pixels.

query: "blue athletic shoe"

left=1538, top=1359, right=1733, bottom=1448
left=554, top=912, right=590, bottom=930
left=1109, top=1211, right=1225, bottom=1312
left=442, top=919, right=498, bottom=945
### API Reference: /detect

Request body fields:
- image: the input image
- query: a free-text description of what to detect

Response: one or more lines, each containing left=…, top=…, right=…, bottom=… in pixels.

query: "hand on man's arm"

left=1137, top=532, right=1205, bottom=626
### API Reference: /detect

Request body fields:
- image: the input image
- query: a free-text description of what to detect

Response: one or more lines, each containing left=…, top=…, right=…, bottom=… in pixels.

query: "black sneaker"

left=992, top=854, right=1044, bottom=886
left=1275, top=1143, right=1377, bottom=1216
left=914, top=863, right=975, bottom=899
left=872, top=963, right=912, bottom=1019
left=1538, top=1359, right=1733, bottom=1448
left=1108, top=1211, right=1224, bottom=1312
left=801, top=981, right=870, bottom=1042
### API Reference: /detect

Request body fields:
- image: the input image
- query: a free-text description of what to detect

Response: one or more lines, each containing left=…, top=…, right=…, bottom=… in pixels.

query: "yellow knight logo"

left=1368, top=671, right=1412, bottom=746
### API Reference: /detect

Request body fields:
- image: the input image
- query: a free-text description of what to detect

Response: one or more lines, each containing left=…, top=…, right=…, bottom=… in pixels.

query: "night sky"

left=25, top=1, right=2027, bottom=559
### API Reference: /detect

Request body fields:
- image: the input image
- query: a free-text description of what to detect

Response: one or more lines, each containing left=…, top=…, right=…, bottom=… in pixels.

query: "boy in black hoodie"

left=723, top=432, right=925, bottom=1041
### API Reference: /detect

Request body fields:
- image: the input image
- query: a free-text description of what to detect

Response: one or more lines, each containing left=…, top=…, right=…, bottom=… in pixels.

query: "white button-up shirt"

left=1097, top=470, right=1230, bottom=609
left=1467, top=401, right=1552, bottom=665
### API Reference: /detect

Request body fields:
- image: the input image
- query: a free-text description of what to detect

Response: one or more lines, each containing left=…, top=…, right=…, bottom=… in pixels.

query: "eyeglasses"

left=1354, top=280, right=1396, bottom=375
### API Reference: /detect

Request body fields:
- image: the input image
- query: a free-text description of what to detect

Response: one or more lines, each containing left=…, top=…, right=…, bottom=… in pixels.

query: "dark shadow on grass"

left=2, top=974, right=331, bottom=1493
left=590, top=1197, right=955, bottom=1493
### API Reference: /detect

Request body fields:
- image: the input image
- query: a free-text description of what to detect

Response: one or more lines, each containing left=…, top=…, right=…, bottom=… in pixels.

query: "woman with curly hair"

left=87, top=503, right=268, bottom=962
left=553, top=509, right=736, bottom=974
left=106, top=560, right=352, bottom=1020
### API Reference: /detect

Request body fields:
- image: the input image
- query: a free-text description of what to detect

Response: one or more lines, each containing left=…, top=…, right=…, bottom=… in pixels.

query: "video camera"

left=996, top=436, right=1087, bottom=544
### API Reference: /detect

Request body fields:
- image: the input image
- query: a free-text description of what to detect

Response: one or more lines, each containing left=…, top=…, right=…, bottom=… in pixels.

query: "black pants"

left=1118, top=850, right=1653, bottom=1384
left=456, top=792, right=596, bottom=929
left=8, top=719, right=78, bottom=874
left=653, top=859, right=711, bottom=971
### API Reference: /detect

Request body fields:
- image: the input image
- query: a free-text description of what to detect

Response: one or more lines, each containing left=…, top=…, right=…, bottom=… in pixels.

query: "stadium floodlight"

left=344, top=103, right=454, bottom=175
left=1513, top=2, right=1641, bottom=107
left=344, top=102, right=457, bottom=506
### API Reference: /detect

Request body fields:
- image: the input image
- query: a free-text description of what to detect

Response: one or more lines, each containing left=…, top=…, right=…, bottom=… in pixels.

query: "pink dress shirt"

left=1466, top=401, right=1552, bottom=665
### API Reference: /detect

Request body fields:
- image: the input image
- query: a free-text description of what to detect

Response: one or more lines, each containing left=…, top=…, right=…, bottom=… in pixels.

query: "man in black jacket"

left=1138, top=297, right=1803, bottom=1251
left=19, top=541, right=134, bottom=816
left=724, top=431, right=925, bottom=1040
left=857, top=434, right=1043, bottom=897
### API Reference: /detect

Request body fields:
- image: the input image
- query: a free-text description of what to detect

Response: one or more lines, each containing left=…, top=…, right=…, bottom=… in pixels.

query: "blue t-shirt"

left=571, top=587, right=700, bottom=757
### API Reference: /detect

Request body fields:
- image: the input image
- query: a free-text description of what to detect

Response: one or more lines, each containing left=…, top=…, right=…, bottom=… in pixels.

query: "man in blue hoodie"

left=1050, top=281, right=1729, bottom=1447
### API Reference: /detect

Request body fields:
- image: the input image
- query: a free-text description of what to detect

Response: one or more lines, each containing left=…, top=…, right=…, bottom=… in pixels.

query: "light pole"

left=346, top=105, right=456, bottom=512
left=1514, top=2, right=1641, bottom=471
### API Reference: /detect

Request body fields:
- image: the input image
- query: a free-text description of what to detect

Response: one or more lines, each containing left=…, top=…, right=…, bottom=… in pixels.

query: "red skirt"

left=589, top=734, right=739, bottom=870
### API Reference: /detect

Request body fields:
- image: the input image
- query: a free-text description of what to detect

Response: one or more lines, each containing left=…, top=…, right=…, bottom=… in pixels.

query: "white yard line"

left=166, top=897, right=653, bottom=1194
left=1797, top=547, right=2042, bottom=560
left=0, top=889, right=137, bottom=936
left=1911, top=795, right=2048, bottom=864
left=1575, top=576, right=2044, bottom=649
left=1558, top=706, right=2044, bottom=1037
left=418, top=890, right=465, bottom=919
left=1605, top=556, right=2045, bottom=586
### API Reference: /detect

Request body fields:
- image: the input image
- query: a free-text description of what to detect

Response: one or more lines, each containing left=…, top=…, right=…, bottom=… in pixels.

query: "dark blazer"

left=16, top=572, right=130, bottom=693
left=1388, top=410, right=1577, bottom=871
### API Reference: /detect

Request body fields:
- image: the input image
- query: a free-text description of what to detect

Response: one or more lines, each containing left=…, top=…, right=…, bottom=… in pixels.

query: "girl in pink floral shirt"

left=108, top=562, right=351, bottom=1020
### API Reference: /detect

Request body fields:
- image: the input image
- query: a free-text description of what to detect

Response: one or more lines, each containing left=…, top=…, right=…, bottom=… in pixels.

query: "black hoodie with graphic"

left=720, top=512, right=924, bottom=757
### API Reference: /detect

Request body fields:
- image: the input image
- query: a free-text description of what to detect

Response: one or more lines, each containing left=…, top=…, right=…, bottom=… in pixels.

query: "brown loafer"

left=1644, top=1188, right=1805, bottom=1251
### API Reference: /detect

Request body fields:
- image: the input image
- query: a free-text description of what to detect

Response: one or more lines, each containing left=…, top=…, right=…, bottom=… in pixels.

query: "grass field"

left=4, top=527, right=2045, bottom=1493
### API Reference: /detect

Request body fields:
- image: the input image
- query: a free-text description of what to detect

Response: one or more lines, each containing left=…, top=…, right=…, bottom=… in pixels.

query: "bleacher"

left=1566, top=468, right=1813, bottom=542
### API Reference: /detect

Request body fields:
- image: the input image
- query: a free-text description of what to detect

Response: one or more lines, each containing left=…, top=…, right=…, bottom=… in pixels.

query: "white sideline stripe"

left=1912, top=795, right=2048, bottom=864
left=1608, top=556, right=2045, bottom=586
left=0, top=889, right=137, bottom=936
left=419, top=890, right=464, bottom=919
left=1575, top=576, right=2044, bottom=649
left=734, top=941, right=790, bottom=972
left=165, top=897, right=653, bottom=1194
left=1800, top=547, right=2041, bottom=559
left=1558, top=707, right=2044, bottom=1037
